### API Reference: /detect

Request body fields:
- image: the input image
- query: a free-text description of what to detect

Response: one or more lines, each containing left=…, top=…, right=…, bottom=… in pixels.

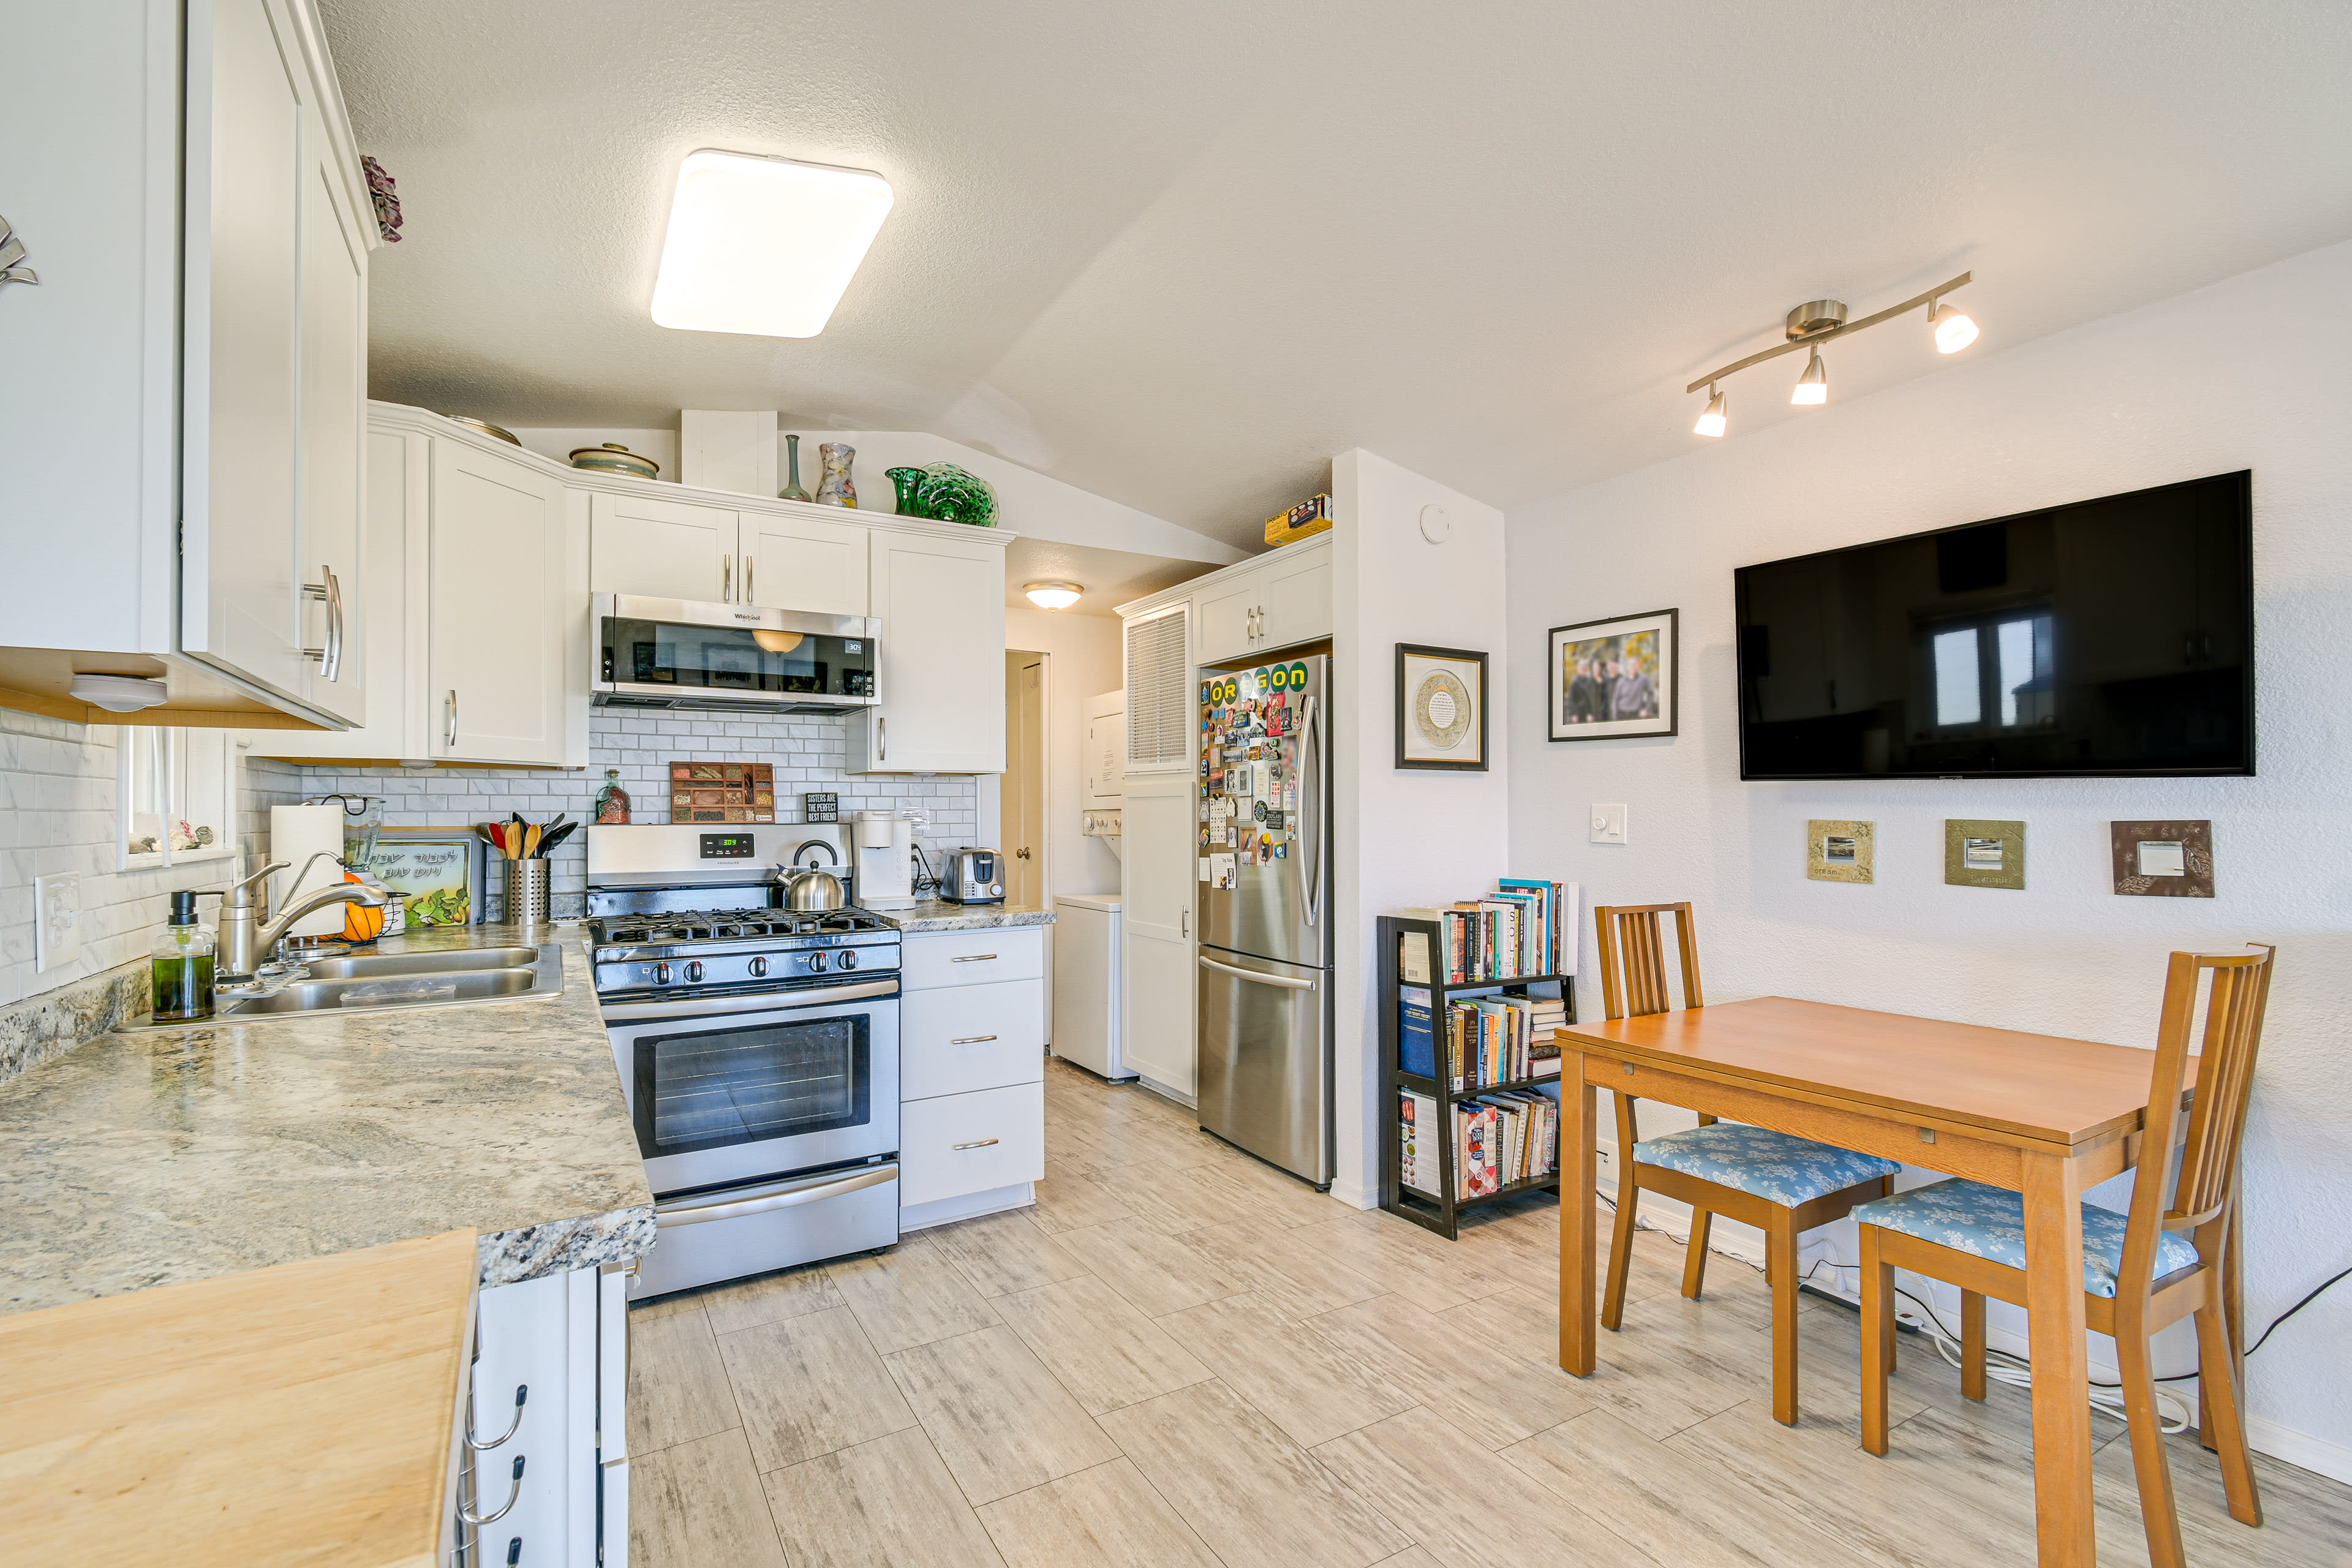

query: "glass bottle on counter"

left=594, top=768, right=631, bottom=824
left=151, top=890, right=215, bottom=1023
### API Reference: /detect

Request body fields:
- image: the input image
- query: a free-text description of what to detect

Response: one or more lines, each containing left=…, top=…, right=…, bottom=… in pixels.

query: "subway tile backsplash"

left=296, top=710, right=978, bottom=919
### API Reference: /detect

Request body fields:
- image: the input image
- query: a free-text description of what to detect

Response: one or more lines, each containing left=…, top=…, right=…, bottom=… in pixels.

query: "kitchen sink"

left=120, top=943, right=564, bottom=1028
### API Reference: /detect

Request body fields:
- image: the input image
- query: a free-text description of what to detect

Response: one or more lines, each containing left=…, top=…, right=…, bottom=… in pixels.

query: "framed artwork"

left=1945, top=819, right=2026, bottom=891
left=1395, top=644, right=1488, bottom=771
left=363, top=827, right=483, bottom=927
left=1807, top=820, right=1875, bottom=883
left=2111, top=820, right=2215, bottom=897
left=1549, top=609, right=1678, bottom=741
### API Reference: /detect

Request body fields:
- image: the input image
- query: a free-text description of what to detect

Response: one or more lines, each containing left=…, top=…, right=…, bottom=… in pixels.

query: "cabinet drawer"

left=903, top=981, right=1044, bottom=1101
left=900, top=1084, right=1045, bottom=1207
left=902, top=927, right=1044, bottom=990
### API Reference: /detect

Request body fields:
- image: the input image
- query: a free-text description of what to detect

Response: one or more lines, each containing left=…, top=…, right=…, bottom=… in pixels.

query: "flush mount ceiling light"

left=650, top=149, right=894, bottom=337
left=1686, top=270, right=1976, bottom=437
left=1023, top=581, right=1084, bottom=611
left=70, top=673, right=168, bottom=712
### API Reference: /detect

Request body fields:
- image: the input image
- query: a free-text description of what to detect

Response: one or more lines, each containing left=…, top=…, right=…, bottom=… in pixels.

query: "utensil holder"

left=503, top=859, right=551, bottom=929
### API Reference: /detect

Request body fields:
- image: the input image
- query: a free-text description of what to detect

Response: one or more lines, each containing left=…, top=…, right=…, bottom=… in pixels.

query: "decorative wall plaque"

left=1807, top=820, right=1875, bottom=883
left=1945, top=818, right=2026, bottom=890
left=667, top=760, right=775, bottom=823
left=2111, top=820, right=2215, bottom=897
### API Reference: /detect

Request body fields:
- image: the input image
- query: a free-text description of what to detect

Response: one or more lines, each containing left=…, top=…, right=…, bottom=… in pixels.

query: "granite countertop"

left=883, top=900, right=1057, bottom=933
left=0, top=924, right=653, bottom=1318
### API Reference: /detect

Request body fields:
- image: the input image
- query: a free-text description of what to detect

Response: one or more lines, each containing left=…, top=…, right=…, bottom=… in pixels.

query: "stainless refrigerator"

left=1195, top=654, right=1333, bottom=1188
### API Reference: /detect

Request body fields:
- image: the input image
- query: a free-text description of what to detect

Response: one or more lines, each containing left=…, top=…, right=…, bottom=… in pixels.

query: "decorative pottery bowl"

left=450, top=415, right=522, bottom=446
left=913, top=461, right=996, bottom=526
left=568, top=442, right=661, bottom=480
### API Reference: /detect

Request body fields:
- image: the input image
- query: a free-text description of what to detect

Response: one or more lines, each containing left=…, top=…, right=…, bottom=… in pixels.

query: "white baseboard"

left=1330, top=1176, right=1377, bottom=1211
left=1132, top=1074, right=1195, bottom=1110
left=2247, top=1417, right=2352, bottom=1486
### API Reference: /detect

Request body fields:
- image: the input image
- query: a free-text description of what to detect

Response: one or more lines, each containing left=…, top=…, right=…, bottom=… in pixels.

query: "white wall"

left=1505, top=239, right=2352, bottom=1473
left=1331, top=450, right=1510, bottom=1207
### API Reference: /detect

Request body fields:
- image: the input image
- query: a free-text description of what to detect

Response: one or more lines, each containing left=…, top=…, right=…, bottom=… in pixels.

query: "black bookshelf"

left=1377, top=913, right=1575, bottom=1239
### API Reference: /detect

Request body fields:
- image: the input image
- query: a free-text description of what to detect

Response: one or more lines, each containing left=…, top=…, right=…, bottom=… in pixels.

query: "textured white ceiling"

left=322, top=1, right=2352, bottom=551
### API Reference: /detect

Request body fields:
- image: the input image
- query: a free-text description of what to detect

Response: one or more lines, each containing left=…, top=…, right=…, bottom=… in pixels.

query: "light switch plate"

left=1589, top=804, right=1629, bottom=846
left=34, top=872, right=83, bottom=973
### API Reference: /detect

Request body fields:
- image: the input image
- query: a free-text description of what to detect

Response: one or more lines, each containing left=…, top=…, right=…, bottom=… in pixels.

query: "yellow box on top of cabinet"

left=1264, top=493, right=1333, bottom=548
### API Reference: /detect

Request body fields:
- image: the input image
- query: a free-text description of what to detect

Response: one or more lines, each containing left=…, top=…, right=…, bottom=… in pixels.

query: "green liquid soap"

left=152, top=952, right=216, bottom=1022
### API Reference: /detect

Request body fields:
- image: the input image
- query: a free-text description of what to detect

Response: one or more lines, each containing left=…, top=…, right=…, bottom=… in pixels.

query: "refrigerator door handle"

left=1198, top=953, right=1319, bottom=990
left=1299, top=692, right=1322, bottom=927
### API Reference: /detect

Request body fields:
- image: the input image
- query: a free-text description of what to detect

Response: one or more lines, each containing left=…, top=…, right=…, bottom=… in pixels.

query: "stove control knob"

left=809, top=951, right=829, bottom=973
left=837, top=949, right=859, bottom=971
left=654, top=962, right=673, bottom=986
left=750, top=956, right=769, bottom=979
left=685, top=960, right=704, bottom=983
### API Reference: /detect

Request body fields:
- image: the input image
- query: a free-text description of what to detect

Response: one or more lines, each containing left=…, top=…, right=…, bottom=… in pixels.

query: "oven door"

left=604, top=978, right=900, bottom=1193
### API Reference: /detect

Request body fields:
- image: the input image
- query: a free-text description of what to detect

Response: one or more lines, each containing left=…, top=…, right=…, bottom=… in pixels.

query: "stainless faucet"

left=213, top=859, right=387, bottom=979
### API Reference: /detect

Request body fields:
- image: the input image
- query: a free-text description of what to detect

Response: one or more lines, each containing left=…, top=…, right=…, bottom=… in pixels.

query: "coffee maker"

left=853, top=810, right=916, bottom=908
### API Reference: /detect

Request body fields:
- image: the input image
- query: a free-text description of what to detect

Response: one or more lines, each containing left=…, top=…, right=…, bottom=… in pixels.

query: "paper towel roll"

left=271, top=803, right=349, bottom=938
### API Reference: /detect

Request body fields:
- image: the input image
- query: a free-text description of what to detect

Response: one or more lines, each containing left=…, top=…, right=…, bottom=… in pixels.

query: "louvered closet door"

left=1124, top=603, right=1193, bottom=774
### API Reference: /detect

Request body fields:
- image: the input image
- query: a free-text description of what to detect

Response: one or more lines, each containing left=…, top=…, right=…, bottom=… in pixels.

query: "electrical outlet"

left=34, top=872, right=83, bottom=973
left=1589, top=803, right=1629, bottom=845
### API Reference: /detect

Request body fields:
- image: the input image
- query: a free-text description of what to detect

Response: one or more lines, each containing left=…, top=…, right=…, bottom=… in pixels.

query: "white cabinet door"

left=1194, top=576, right=1261, bottom=665
left=848, top=529, right=1006, bottom=774
left=292, top=89, right=369, bottom=723
left=1119, top=774, right=1196, bottom=1095
left=589, top=492, right=737, bottom=604
left=181, top=0, right=309, bottom=700
left=744, top=510, right=870, bottom=616
left=1256, top=543, right=1332, bottom=653
left=431, top=440, right=568, bottom=764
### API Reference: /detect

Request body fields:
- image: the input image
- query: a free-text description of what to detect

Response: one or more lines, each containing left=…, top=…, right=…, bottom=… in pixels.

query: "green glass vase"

left=886, top=466, right=926, bottom=516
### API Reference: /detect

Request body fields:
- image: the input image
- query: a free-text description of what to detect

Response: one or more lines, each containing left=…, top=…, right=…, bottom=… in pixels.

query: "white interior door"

left=1119, top=774, right=1196, bottom=1095
left=744, top=511, right=870, bottom=615
left=589, top=492, right=737, bottom=603
left=431, top=440, right=566, bottom=763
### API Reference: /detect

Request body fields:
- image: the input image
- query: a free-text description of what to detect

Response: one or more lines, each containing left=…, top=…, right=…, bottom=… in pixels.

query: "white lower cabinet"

left=902, top=981, right=1046, bottom=1100
left=898, top=929, right=1047, bottom=1228
left=899, top=1083, right=1047, bottom=1208
left=462, top=1262, right=630, bottom=1568
left=900, top=926, right=1044, bottom=990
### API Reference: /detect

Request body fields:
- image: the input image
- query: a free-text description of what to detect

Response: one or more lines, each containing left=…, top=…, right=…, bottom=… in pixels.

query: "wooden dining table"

left=1553, top=995, right=2198, bottom=1568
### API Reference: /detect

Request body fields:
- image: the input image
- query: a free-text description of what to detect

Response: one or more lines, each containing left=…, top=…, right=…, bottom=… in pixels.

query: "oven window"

left=632, top=1015, right=871, bottom=1158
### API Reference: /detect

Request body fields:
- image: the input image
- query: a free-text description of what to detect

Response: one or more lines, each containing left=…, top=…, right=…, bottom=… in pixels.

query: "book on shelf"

left=1399, top=1091, right=1439, bottom=1195
left=1391, top=880, right=1581, bottom=985
left=1399, top=987, right=1435, bottom=1079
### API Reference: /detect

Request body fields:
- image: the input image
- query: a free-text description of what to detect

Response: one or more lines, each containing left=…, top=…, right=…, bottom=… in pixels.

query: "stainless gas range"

left=587, top=826, right=902, bottom=1300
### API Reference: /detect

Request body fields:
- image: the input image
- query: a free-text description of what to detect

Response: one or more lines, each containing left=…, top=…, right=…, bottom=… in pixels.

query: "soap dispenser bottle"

left=151, top=889, right=216, bottom=1023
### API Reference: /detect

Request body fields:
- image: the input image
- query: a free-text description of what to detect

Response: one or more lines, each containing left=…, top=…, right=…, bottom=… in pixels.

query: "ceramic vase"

left=886, top=466, right=926, bottom=516
left=779, top=433, right=812, bottom=502
left=814, top=442, right=857, bottom=508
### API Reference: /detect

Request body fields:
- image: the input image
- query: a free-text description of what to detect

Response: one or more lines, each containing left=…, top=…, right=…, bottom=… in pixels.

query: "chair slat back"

left=2125, top=946, right=2275, bottom=1266
left=1593, top=902, right=1705, bottom=1020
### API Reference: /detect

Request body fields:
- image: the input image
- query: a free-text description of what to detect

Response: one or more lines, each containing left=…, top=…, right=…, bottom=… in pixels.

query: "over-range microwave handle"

left=654, top=1163, right=897, bottom=1228
left=598, top=976, right=899, bottom=1021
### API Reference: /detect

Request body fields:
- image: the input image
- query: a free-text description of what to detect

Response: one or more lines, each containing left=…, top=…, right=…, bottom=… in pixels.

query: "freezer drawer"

left=902, top=981, right=1045, bottom=1101
left=1194, top=946, right=1332, bottom=1187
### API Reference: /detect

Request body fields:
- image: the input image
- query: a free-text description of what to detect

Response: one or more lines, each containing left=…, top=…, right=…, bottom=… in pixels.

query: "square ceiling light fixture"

left=650, top=149, right=894, bottom=337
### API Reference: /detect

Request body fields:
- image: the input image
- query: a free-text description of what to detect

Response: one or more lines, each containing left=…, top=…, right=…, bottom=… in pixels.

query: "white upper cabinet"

left=1191, top=539, right=1332, bottom=665
left=744, top=511, right=870, bottom=616
left=431, top=438, right=572, bottom=766
left=589, top=492, right=737, bottom=605
left=292, top=83, right=370, bottom=723
left=846, top=528, right=1008, bottom=774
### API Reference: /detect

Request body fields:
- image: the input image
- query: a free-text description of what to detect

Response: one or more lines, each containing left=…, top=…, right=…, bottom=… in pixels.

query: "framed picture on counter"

left=1395, top=644, right=1489, bottom=771
left=1549, top=608, right=1678, bottom=741
left=359, top=827, right=483, bottom=927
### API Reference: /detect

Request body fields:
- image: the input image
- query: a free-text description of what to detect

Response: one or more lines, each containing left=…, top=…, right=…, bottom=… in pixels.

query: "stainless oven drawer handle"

left=655, top=1165, right=898, bottom=1229
left=949, top=1035, right=997, bottom=1044
left=949, top=954, right=997, bottom=963
left=1197, top=954, right=1319, bottom=990
left=951, top=1137, right=1001, bottom=1150
left=600, top=977, right=899, bottom=1020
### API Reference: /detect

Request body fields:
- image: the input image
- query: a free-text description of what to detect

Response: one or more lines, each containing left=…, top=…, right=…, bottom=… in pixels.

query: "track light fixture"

left=1686, top=270, right=1976, bottom=437
left=1693, top=385, right=1727, bottom=437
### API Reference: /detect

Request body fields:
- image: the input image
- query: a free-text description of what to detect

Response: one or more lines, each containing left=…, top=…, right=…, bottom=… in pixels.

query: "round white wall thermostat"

left=1419, top=503, right=1451, bottom=543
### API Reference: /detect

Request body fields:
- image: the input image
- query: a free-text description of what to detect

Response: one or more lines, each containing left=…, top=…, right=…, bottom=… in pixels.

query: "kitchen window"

left=117, top=728, right=237, bottom=869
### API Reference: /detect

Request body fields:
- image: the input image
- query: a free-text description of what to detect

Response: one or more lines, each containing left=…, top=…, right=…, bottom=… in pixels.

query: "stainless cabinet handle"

left=461, top=1455, right=525, bottom=1526
left=951, top=1137, right=1001, bottom=1150
left=1181, top=908, right=1188, bottom=938
left=949, top=1034, right=998, bottom=1044
left=878, top=715, right=887, bottom=761
left=301, top=565, right=344, bottom=680
left=445, top=689, right=458, bottom=748
left=466, top=1384, right=527, bottom=1451
left=949, top=953, right=997, bottom=963
left=722, top=554, right=733, bottom=601
left=745, top=556, right=754, bottom=603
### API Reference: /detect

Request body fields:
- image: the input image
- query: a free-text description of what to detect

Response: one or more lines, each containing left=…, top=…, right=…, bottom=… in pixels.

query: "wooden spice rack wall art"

left=668, top=761, right=776, bottom=823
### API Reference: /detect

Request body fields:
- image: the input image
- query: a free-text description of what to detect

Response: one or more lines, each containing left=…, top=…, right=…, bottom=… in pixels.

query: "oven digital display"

left=699, top=833, right=756, bottom=859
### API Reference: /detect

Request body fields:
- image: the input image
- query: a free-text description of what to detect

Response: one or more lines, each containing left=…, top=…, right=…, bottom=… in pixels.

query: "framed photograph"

left=1945, top=818, right=2026, bottom=891
left=1549, top=609, right=1678, bottom=741
left=1395, top=644, right=1488, bottom=771
left=1807, top=819, right=1875, bottom=884
left=2111, top=820, right=2215, bottom=898
left=361, top=827, right=483, bottom=927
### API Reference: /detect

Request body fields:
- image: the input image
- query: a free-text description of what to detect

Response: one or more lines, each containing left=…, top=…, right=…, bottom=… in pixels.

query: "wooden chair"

left=1593, top=902, right=1901, bottom=1425
left=1855, top=945, right=2274, bottom=1568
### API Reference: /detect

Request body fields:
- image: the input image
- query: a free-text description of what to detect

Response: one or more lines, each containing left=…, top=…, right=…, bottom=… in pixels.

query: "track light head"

left=1694, top=385, right=1727, bottom=438
left=1791, top=347, right=1828, bottom=406
left=1930, top=300, right=1979, bottom=354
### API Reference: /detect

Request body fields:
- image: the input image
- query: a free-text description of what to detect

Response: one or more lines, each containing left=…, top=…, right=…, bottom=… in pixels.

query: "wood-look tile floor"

left=628, top=1058, right=2352, bottom=1567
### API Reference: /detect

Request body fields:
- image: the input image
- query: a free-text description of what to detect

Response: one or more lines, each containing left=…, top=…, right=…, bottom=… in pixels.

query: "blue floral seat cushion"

left=1632, top=1123, right=1902, bottom=1207
left=1851, top=1178, right=2201, bottom=1298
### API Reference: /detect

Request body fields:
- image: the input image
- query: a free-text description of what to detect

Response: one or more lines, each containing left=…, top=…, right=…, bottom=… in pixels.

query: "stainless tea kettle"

left=781, top=840, right=846, bottom=911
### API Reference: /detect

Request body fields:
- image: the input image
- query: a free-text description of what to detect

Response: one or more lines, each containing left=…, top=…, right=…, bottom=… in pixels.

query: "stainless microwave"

left=593, top=594, right=881, bottom=714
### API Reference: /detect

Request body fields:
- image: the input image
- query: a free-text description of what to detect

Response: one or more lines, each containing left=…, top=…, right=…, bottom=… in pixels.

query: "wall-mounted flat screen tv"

left=1734, top=472, right=2253, bottom=780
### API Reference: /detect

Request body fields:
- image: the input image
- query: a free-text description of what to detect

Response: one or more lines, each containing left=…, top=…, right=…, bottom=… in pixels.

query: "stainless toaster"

left=940, top=848, right=1005, bottom=904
